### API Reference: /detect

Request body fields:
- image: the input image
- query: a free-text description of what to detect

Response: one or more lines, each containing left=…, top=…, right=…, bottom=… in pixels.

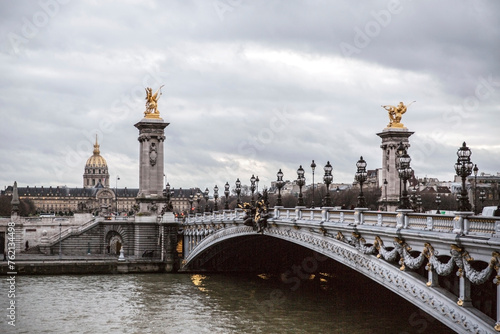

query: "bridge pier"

left=159, top=213, right=179, bottom=272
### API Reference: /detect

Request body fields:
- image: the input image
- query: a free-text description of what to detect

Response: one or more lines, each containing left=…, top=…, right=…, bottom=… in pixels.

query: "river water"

left=1, top=271, right=454, bottom=334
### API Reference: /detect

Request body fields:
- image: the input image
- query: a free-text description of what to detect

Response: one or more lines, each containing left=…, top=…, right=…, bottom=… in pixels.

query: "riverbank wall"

left=0, top=255, right=169, bottom=275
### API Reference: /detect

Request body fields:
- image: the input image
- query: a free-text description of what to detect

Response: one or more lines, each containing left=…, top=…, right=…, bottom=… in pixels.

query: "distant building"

left=2, top=137, right=193, bottom=216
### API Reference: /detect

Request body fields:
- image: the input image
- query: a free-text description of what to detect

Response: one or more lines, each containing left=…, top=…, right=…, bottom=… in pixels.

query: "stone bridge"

left=182, top=207, right=500, bottom=333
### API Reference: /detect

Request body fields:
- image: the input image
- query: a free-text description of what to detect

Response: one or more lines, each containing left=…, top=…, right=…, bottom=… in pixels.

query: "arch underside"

left=184, top=225, right=495, bottom=333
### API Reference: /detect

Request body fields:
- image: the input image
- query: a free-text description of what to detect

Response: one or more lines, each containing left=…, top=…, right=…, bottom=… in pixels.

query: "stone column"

left=134, top=118, right=169, bottom=214
left=376, top=128, right=414, bottom=212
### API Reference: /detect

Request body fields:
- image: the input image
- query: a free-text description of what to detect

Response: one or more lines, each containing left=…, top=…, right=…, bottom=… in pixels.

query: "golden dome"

left=85, top=136, right=107, bottom=168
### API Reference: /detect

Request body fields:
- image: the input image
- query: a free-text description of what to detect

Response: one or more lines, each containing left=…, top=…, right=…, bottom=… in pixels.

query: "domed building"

left=83, top=136, right=109, bottom=188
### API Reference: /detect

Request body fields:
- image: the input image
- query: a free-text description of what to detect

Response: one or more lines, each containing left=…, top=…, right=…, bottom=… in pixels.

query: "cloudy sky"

left=1, top=0, right=499, bottom=192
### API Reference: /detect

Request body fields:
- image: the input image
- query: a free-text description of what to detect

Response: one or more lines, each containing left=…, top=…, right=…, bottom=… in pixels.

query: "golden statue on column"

left=144, top=85, right=164, bottom=119
left=381, top=101, right=415, bottom=128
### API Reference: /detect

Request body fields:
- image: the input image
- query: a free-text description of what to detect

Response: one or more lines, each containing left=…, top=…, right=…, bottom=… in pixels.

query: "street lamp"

left=416, top=194, right=422, bottom=213
left=196, top=190, right=202, bottom=213
left=163, top=182, right=171, bottom=213
left=115, top=175, right=120, bottom=215
left=454, top=142, right=474, bottom=212
left=355, top=156, right=367, bottom=208
left=204, top=187, right=210, bottom=212
left=323, top=161, right=333, bottom=207
left=383, top=179, right=388, bottom=211
left=276, top=169, right=284, bottom=206
left=256, top=176, right=260, bottom=194
left=310, top=160, right=316, bottom=208
left=235, top=178, right=242, bottom=206
left=224, top=182, right=230, bottom=210
left=250, top=175, right=256, bottom=205
left=397, top=146, right=413, bottom=209
left=473, top=164, right=479, bottom=214
left=188, top=192, right=194, bottom=216
left=479, top=189, right=486, bottom=214
left=59, top=222, right=62, bottom=260
left=296, top=165, right=306, bottom=206
left=213, top=185, right=219, bottom=212
left=435, top=194, right=441, bottom=214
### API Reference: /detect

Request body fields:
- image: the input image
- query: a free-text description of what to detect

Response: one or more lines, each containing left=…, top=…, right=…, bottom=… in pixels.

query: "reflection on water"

left=0, top=272, right=453, bottom=334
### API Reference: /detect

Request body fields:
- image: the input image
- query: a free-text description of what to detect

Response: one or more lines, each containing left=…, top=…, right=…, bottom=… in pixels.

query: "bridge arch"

left=183, top=222, right=497, bottom=333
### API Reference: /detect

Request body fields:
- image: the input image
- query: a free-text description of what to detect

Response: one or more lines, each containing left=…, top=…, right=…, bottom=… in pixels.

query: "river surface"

left=1, top=272, right=454, bottom=334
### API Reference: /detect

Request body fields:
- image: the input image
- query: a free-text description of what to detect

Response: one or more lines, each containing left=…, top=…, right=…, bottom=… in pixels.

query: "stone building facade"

left=3, top=136, right=192, bottom=216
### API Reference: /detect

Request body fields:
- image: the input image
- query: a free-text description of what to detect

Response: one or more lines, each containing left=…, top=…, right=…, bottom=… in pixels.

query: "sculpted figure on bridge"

left=144, top=85, right=164, bottom=119
left=381, top=101, right=415, bottom=128
left=239, top=194, right=272, bottom=233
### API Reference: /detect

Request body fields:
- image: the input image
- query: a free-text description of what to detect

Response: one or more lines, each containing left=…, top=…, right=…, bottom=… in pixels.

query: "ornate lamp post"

left=383, top=179, right=388, bottom=211
left=188, top=193, right=194, bottom=216
left=479, top=189, right=486, bottom=214
left=235, top=178, right=242, bottom=206
left=276, top=169, right=284, bottom=206
left=250, top=175, right=256, bottom=205
left=204, top=187, right=210, bottom=212
left=59, top=222, right=62, bottom=260
left=256, top=176, right=260, bottom=194
left=454, top=142, right=474, bottom=212
left=163, top=182, right=171, bottom=213
left=296, top=165, right=306, bottom=206
left=355, top=156, right=367, bottom=208
left=397, top=147, right=413, bottom=209
left=213, top=185, right=219, bottom=212
left=224, top=182, right=230, bottom=210
left=310, top=160, right=316, bottom=208
left=435, top=194, right=441, bottom=214
left=196, top=190, right=202, bottom=213
left=473, top=164, right=479, bottom=214
left=416, top=194, right=422, bottom=213
left=323, top=161, right=333, bottom=207
left=115, top=175, right=120, bottom=215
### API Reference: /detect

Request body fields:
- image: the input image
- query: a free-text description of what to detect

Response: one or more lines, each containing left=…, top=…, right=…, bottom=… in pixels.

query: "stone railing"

left=44, top=217, right=100, bottom=245
left=185, top=207, right=500, bottom=237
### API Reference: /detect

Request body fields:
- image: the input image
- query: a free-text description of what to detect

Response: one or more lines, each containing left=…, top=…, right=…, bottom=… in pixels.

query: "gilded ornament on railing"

left=144, top=85, right=164, bottom=119
left=238, top=198, right=272, bottom=233
left=381, top=101, right=415, bottom=128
